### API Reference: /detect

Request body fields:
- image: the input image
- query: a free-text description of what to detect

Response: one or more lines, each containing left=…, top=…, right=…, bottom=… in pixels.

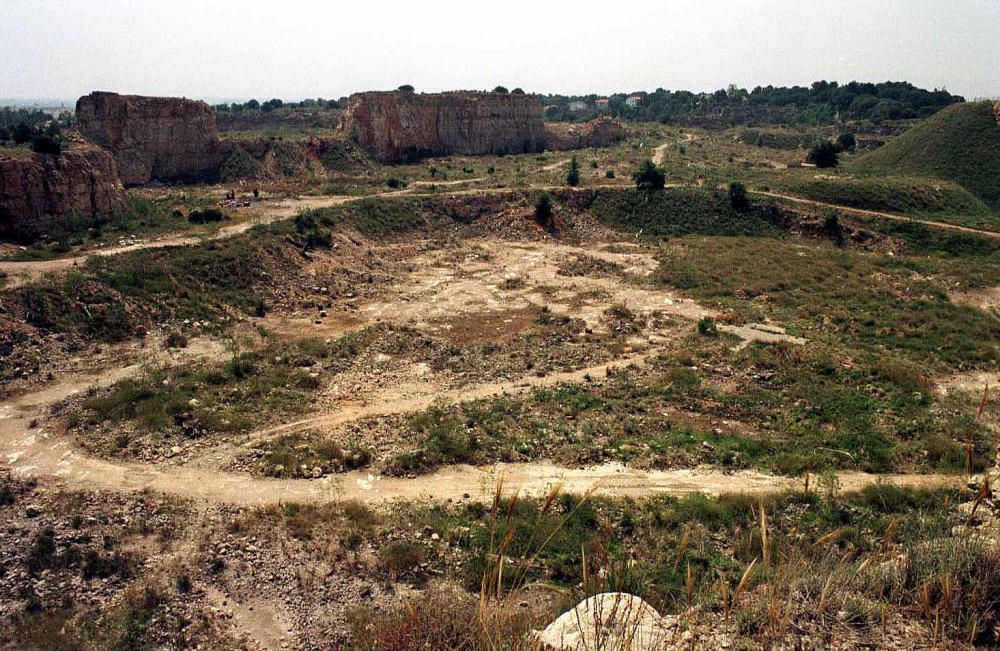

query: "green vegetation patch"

left=382, top=338, right=992, bottom=476
left=590, top=188, right=783, bottom=237
left=778, top=175, right=998, bottom=230
left=853, top=102, right=1000, bottom=209
left=654, top=236, right=1000, bottom=368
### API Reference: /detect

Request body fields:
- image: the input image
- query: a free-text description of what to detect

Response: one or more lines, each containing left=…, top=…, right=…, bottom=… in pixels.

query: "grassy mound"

left=778, top=176, right=998, bottom=229
left=853, top=102, right=1000, bottom=209
left=590, top=188, right=783, bottom=237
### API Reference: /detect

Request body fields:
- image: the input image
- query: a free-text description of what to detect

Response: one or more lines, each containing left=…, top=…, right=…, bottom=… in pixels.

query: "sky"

left=2, top=0, right=999, bottom=103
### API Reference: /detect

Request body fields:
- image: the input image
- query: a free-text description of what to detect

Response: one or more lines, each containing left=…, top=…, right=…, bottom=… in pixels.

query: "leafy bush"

left=219, top=147, right=261, bottom=181
left=534, top=193, right=554, bottom=227
left=808, top=140, right=840, bottom=168
left=632, top=159, right=666, bottom=191
left=729, top=182, right=750, bottom=212
left=30, top=135, right=62, bottom=155
left=187, top=208, right=226, bottom=224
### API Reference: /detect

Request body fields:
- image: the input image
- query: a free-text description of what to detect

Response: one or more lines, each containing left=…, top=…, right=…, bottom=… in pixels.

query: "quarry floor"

left=0, top=234, right=965, bottom=505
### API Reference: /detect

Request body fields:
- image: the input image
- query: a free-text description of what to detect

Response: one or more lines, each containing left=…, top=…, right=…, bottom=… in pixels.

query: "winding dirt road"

left=752, top=190, right=1000, bottom=240
left=0, top=319, right=955, bottom=506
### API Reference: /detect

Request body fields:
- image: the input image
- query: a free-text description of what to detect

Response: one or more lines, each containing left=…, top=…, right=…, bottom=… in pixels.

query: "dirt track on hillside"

left=753, top=190, right=1000, bottom=240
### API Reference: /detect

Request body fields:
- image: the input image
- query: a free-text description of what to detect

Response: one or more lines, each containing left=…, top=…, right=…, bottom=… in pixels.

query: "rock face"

left=342, top=91, right=552, bottom=162
left=545, top=117, right=627, bottom=150
left=0, top=147, right=127, bottom=240
left=76, top=92, right=224, bottom=186
left=535, top=593, right=679, bottom=651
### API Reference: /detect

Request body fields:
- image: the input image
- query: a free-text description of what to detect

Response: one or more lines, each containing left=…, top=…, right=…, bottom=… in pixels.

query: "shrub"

left=729, top=182, right=750, bottom=212
left=165, top=332, right=188, bottom=349
left=697, top=317, right=718, bottom=337
left=187, top=208, right=226, bottom=224
left=807, top=140, right=839, bottom=168
left=30, top=135, right=62, bottom=155
left=605, top=170, right=615, bottom=179
left=387, top=177, right=407, bottom=189
left=837, top=132, right=857, bottom=152
left=219, top=147, right=260, bottom=181
left=565, top=156, right=580, bottom=187
left=380, top=541, right=426, bottom=576
left=12, top=123, right=33, bottom=144
left=534, top=193, right=554, bottom=229
left=632, top=159, right=666, bottom=191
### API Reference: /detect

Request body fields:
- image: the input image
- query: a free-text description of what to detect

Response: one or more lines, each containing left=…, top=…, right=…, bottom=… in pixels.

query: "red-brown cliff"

left=76, top=92, right=225, bottom=186
left=0, top=146, right=127, bottom=239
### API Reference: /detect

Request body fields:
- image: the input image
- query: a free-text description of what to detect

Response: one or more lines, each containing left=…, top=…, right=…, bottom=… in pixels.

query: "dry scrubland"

left=1, top=96, right=1000, bottom=651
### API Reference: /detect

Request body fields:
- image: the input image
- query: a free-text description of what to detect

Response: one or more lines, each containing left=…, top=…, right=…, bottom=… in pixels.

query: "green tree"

left=632, top=159, right=665, bottom=191
left=837, top=132, right=857, bottom=153
left=566, top=156, right=580, bottom=187
left=534, top=193, right=554, bottom=229
left=12, top=123, right=33, bottom=145
left=729, top=182, right=750, bottom=212
left=493, top=86, right=509, bottom=94
left=30, top=134, right=62, bottom=155
left=807, top=141, right=840, bottom=168
left=398, top=84, right=415, bottom=93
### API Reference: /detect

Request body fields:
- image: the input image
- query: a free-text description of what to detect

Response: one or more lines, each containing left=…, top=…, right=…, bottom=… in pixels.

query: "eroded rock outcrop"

left=76, top=92, right=224, bottom=186
left=0, top=146, right=127, bottom=240
left=342, top=91, right=553, bottom=162
left=546, top=117, right=627, bottom=150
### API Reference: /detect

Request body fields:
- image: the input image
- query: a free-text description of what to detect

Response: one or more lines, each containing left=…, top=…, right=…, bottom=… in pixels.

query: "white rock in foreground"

left=535, top=593, right=678, bottom=651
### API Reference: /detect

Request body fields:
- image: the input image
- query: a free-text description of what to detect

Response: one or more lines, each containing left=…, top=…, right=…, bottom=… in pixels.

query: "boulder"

left=535, top=593, right=679, bottom=651
left=0, top=146, right=127, bottom=239
left=76, top=91, right=225, bottom=185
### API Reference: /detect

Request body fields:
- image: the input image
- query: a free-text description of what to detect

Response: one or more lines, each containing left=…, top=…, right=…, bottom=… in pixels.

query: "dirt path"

left=753, top=190, right=1000, bottom=240
left=542, top=158, right=571, bottom=172
left=0, top=334, right=955, bottom=507
left=5, top=177, right=998, bottom=290
left=653, top=133, right=696, bottom=165
left=0, top=192, right=388, bottom=289
left=412, top=176, right=488, bottom=186
left=0, top=234, right=844, bottom=506
left=249, top=350, right=658, bottom=444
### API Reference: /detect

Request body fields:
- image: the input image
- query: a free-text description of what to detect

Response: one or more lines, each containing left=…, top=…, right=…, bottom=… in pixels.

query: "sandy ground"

left=0, top=234, right=952, bottom=507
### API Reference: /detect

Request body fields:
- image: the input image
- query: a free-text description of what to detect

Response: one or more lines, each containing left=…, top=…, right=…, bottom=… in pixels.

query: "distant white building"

left=595, top=98, right=610, bottom=111
left=568, top=100, right=589, bottom=113
left=625, top=95, right=643, bottom=108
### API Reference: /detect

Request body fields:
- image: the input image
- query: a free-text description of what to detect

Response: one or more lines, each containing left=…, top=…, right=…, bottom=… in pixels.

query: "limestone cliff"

left=342, top=91, right=552, bottom=162
left=76, top=92, right=224, bottom=186
left=545, top=117, right=627, bottom=150
left=0, top=146, right=127, bottom=240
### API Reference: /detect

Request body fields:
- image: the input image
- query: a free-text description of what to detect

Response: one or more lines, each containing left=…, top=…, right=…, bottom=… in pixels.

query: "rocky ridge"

left=0, top=146, right=127, bottom=239
left=76, top=91, right=226, bottom=186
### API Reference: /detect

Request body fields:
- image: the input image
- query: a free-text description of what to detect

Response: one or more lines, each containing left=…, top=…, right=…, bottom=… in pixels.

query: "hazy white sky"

left=2, top=0, right=998, bottom=101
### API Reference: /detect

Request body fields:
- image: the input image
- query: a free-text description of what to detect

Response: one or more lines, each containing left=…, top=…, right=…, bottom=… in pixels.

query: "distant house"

left=625, top=95, right=644, bottom=108
left=595, top=98, right=610, bottom=111
left=568, top=100, right=589, bottom=113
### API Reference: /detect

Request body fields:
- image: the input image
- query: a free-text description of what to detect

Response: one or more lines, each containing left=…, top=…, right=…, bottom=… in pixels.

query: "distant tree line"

left=541, top=81, right=963, bottom=125
left=0, top=108, right=71, bottom=154
left=213, top=97, right=343, bottom=113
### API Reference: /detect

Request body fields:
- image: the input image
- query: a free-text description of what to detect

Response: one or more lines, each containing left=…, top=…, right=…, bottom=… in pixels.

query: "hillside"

left=854, top=101, right=1000, bottom=209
